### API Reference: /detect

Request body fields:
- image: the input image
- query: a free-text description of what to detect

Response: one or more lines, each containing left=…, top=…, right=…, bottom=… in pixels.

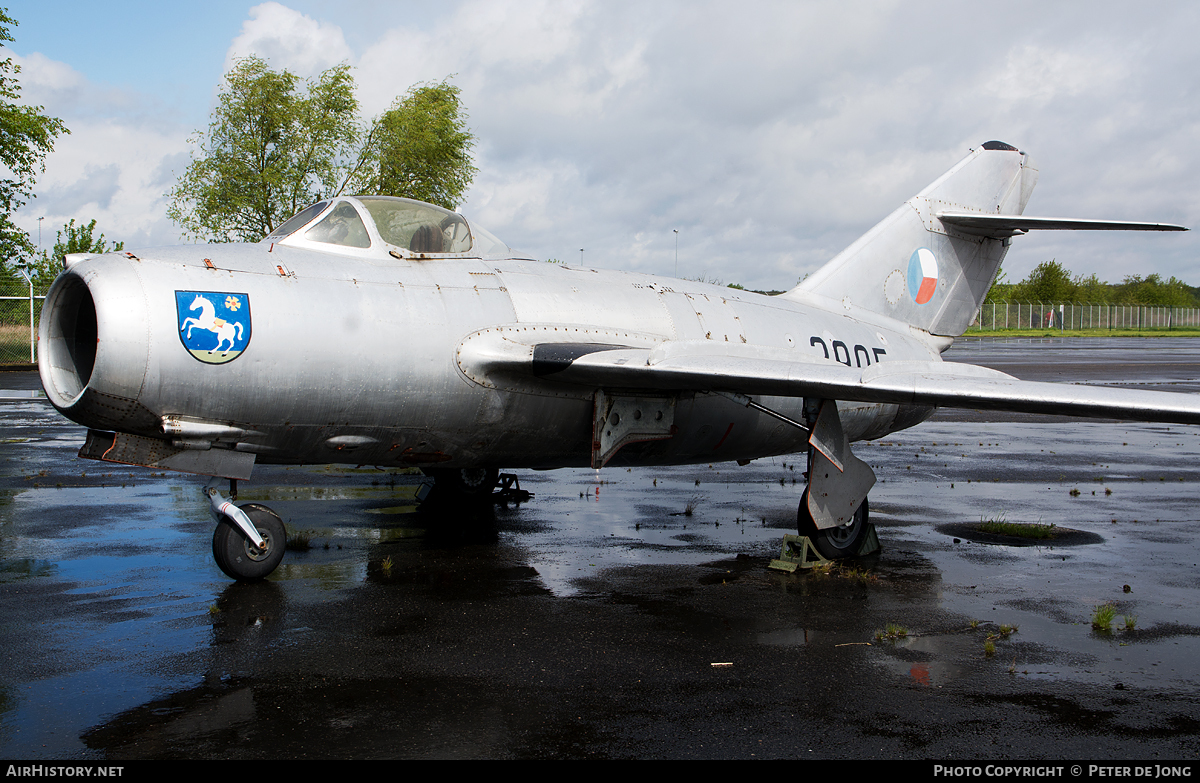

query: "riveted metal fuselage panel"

left=41, top=246, right=936, bottom=470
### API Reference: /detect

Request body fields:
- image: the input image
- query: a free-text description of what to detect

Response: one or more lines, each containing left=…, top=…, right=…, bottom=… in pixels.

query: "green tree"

left=351, top=80, right=477, bottom=210
left=29, top=218, right=123, bottom=282
left=1072, top=272, right=1109, bottom=303
left=168, top=60, right=477, bottom=243
left=984, top=264, right=1014, bottom=302
left=986, top=260, right=1199, bottom=306
left=0, top=9, right=68, bottom=272
left=167, top=56, right=360, bottom=243
left=1009, top=259, right=1077, bottom=302
left=1111, top=274, right=1197, bottom=307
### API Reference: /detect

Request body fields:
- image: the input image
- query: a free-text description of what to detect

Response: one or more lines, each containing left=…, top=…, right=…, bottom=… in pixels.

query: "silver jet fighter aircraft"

left=37, top=141, right=1193, bottom=579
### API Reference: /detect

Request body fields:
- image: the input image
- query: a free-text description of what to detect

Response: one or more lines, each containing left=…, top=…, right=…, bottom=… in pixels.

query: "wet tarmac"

left=1, top=338, right=1199, bottom=759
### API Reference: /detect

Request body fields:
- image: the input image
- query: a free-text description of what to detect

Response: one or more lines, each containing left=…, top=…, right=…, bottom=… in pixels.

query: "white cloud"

left=8, top=0, right=1200, bottom=290
left=5, top=51, right=191, bottom=250
left=224, top=2, right=353, bottom=78
left=4, top=49, right=151, bottom=124
left=984, top=44, right=1127, bottom=109
left=23, top=118, right=192, bottom=248
left=9, top=49, right=86, bottom=93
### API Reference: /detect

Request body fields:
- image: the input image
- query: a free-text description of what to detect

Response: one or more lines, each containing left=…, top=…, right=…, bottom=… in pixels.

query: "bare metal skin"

left=35, top=142, right=1192, bottom=577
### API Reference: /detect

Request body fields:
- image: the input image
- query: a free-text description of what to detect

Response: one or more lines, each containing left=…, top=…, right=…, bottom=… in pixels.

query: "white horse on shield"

left=180, top=294, right=243, bottom=354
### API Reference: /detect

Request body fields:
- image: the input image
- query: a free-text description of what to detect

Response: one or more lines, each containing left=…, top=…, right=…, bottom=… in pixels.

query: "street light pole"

left=673, top=229, right=678, bottom=277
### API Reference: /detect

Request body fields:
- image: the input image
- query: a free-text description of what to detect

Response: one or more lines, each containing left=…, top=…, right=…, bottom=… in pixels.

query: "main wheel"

left=456, top=467, right=499, bottom=496
left=212, top=503, right=286, bottom=580
left=423, top=468, right=499, bottom=499
left=798, top=490, right=870, bottom=559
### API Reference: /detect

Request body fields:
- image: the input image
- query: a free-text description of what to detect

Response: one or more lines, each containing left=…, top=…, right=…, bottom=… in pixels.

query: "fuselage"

left=38, top=241, right=942, bottom=472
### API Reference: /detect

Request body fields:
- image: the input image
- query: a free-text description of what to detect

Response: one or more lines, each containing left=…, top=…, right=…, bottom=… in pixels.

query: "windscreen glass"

left=303, top=202, right=371, bottom=248
left=358, top=197, right=472, bottom=254
left=468, top=222, right=513, bottom=257
left=267, top=201, right=328, bottom=240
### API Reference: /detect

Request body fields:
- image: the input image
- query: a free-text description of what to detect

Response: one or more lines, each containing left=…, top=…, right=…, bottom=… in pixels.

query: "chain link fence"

left=974, top=301, right=1200, bottom=331
left=1, top=280, right=48, bottom=365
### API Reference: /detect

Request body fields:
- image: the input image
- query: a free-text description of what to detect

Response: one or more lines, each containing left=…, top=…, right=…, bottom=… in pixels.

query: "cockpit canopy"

left=266, top=196, right=516, bottom=259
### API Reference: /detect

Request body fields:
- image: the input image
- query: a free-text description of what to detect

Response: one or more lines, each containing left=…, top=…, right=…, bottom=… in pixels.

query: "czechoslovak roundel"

left=906, top=248, right=938, bottom=305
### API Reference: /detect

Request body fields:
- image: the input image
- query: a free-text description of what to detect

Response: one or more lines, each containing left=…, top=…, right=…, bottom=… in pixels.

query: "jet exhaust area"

left=1, top=338, right=1199, bottom=759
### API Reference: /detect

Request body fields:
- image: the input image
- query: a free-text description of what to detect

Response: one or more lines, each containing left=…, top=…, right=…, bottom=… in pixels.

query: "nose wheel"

left=212, top=503, right=286, bottom=580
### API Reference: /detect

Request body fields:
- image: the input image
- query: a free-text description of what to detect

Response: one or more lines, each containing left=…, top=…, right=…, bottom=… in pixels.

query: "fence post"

left=28, top=275, right=33, bottom=362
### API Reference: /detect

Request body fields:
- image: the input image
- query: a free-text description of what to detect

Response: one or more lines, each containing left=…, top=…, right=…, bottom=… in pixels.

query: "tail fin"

left=787, top=142, right=1037, bottom=337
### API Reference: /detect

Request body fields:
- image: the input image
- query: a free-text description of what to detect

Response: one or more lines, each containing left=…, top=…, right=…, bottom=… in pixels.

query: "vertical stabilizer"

left=786, top=143, right=1037, bottom=337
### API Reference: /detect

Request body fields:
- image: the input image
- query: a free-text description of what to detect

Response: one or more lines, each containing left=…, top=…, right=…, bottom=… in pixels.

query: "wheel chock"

left=856, top=524, right=881, bottom=557
left=768, top=524, right=881, bottom=572
left=496, top=473, right=533, bottom=502
left=769, top=534, right=830, bottom=572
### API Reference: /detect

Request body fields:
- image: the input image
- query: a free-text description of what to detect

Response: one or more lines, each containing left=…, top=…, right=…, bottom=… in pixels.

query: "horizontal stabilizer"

left=937, top=211, right=1188, bottom=238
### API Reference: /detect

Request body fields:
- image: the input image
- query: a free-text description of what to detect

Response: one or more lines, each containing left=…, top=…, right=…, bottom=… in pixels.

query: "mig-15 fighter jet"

left=37, top=141, right=1192, bottom=579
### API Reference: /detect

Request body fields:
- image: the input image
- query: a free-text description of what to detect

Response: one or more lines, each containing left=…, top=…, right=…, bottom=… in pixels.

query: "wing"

left=458, top=332, right=1200, bottom=425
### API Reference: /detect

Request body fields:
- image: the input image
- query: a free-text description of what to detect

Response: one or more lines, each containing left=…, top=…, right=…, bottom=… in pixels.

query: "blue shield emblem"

left=176, top=291, right=252, bottom=364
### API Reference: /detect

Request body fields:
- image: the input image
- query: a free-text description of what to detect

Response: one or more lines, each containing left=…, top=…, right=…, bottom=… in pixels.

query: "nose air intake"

left=38, top=259, right=155, bottom=434
left=40, top=273, right=99, bottom=407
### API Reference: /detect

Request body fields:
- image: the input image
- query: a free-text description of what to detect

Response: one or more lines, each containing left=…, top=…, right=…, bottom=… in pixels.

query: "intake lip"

left=38, top=257, right=154, bottom=433
left=39, top=271, right=98, bottom=409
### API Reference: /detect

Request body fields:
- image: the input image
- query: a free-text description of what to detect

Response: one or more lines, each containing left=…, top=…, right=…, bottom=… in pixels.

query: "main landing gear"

left=712, top=391, right=877, bottom=560
left=797, top=399, right=878, bottom=560
left=799, top=490, right=871, bottom=559
left=423, top=467, right=500, bottom=501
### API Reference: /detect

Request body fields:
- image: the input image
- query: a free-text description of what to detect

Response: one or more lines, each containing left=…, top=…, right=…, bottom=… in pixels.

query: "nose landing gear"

left=212, top=503, right=286, bottom=580
left=207, top=482, right=287, bottom=581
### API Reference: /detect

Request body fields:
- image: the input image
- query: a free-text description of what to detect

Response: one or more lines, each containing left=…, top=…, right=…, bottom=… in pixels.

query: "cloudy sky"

left=6, top=0, right=1198, bottom=292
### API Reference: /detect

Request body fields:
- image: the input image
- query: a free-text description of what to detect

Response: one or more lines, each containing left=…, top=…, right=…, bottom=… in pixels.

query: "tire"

left=212, top=503, right=286, bottom=580
left=423, top=468, right=499, bottom=499
left=797, top=490, right=870, bottom=559
left=457, top=467, right=499, bottom=496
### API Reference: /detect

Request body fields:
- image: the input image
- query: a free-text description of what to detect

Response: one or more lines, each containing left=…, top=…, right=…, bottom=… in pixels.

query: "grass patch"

left=874, top=623, right=908, bottom=641
left=836, top=563, right=877, bottom=584
left=978, top=512, right=1057, bottom=540
left=670, top=494, right=704, bottom=517
left=286, top=529, right=312, bottom=551
left=0, top=323, right=37, bottom=364
left=1092, top=602, right=1117, bottom=632
left=811, top=561, right=877, bottom=583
